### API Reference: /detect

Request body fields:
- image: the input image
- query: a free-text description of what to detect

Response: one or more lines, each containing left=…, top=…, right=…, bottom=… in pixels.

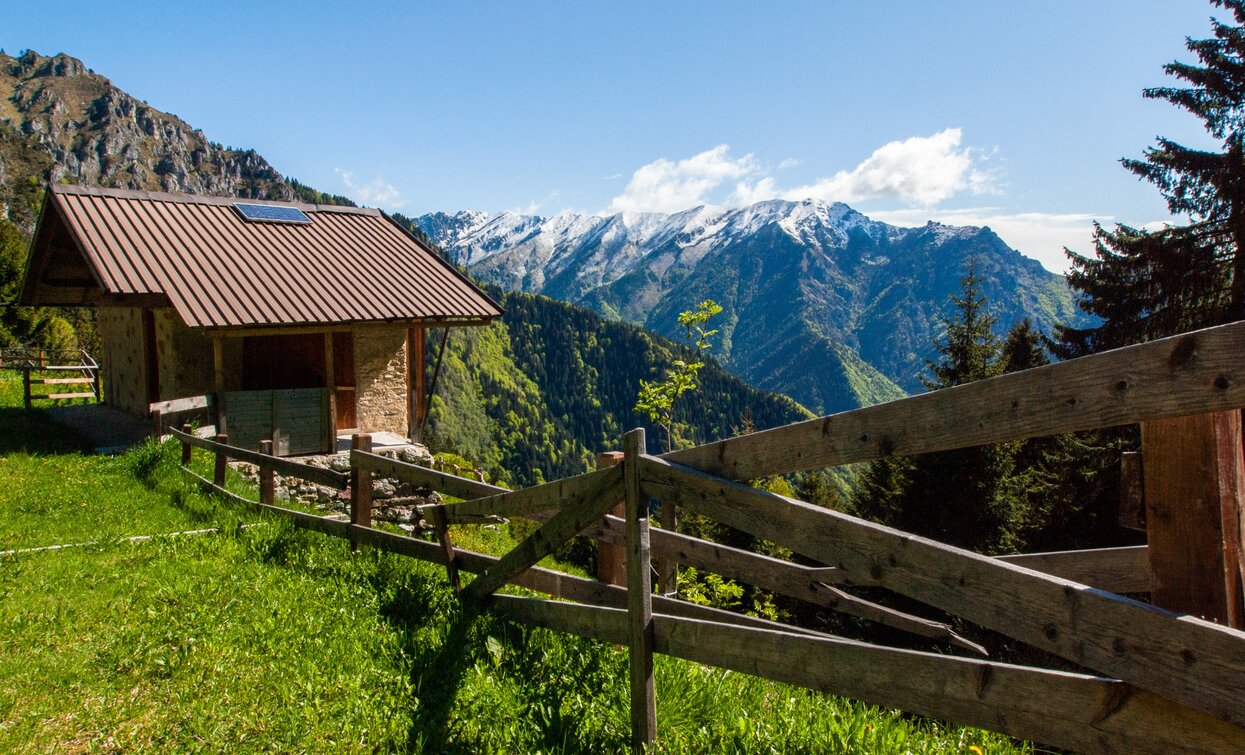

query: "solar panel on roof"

left=233, top=203, right=312, bottom=224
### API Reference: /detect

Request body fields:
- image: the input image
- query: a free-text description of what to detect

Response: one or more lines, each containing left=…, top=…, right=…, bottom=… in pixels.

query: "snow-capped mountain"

left=417, top=199, right=1083, bottom=413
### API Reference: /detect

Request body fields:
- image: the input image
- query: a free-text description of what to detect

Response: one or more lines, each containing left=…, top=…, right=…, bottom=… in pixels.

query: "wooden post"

left=596, top=451, right=626, bottom=586
left=259, top=439, right=275, bottom=506
left=91, top=366, right=101, bottom=402
left=431, top=505, right=460, bottom=591
left=324, top=332, right=337, bottom=453
left=22, top=366, right=31, bottom=410
left=180, top=423, right=193, bottom=466
left=657, top=500, right=678, bottom=596
left=408, top=326, right=426, bottom=442
left=212, top=336, right=227, bottom=435
left=213, top=433, right=228, bottom=487
left=151, top=410, right=163, bottom=440
left=1142, top=411, right=1245, bottom=627
left=623, top=428, right=656, bottom=750
left=350, top=434, right=373, bottom=550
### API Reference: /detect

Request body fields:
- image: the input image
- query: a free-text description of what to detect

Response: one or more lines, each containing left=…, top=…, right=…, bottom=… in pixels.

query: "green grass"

left=0, top=380, right=1029, bottom=753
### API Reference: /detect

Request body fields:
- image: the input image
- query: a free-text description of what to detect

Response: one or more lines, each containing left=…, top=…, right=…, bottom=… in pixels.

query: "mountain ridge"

left=415, top=200, right=1085, bottom=411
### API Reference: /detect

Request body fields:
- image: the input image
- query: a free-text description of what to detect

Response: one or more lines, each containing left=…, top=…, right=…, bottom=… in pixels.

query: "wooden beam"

left=350, top=434, right=373, bottom=532
left=431, top=505, right=460, bottom=591
left=460, top=467, right=625, bottom=602
left=325, top=332, right=337, bottom=453
left=148, top=394, right=215, bottom=415
left=259, top=439, right=275, bottom=505
left=595, top=451, right=626, bottom=587
left=624, top=429, right=656, bottom=750
left=1143, top=412, right=1245, bottom=626
left=653, top=615, right=1245, bottom=755
left=996, top=545, right=1151, bottom=595
left=640, top=454, right=1245, bottom=727
left=212, top=335, right=226, bottom=435
left=664, top=320, right=1245, bottom=481
left=170, top=428, right=349, bottom=490
left=351, top=449, right=508, bottom=501
left=409, top=326, right=426, bottom=441
left=437, top=466, right=622, bottom=522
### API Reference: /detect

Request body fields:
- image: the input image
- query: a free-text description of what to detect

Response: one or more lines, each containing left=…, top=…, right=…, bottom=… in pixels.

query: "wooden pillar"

left=350, top=433, right=373, bottom=551
left=213, top=433, right=228, bottom=487
left=151, top=409, right=163, bottom=440
left=408, top=326, right=426, bottom=441
left=324, top=332, right=337, bottom=453
left=657, top=500, right=679, bottom=596
left=1142, top=411, right=1245, bottom=627
left=259, top=439, right=275, bottom=506
left=623, top=428, right=656, bottom=750
left=180, top=423, right=193, bottom=466
left=212, top=336, right=227, bottom=435
left=596, top=451, right=627, bottom=586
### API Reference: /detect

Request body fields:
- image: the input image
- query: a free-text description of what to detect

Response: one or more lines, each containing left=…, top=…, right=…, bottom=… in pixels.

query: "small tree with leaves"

left=635, top=300, right=723, bottom=453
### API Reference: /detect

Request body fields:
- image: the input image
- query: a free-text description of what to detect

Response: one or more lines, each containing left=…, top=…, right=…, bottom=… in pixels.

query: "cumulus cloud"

left=609, top=145, right=760, bottom=213
left=870, top=207, right=1107, bottom=274
left=336, top=169, right=405, bottom=209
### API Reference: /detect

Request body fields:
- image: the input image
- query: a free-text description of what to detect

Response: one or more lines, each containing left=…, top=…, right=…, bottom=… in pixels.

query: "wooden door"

left=333, top=332, right=356, bottom=430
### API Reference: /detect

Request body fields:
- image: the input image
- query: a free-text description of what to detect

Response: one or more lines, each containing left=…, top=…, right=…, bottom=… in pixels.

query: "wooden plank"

left=592, top=514, right=983, bottom=653
left=1143, top=412, right=1244, bottom=625
left=1119, top=451, right=1146, bottom=531
left=437, top=466, right=621, bottom=521
left=657, top=500, right=678, bottom=595
left=148, top=393, right=215, bottom=415
left=170, top=427, right=349, bottom=490
left=640, top=454, right=1245, bottom=726
left=181, top=467, right=350, bottom=540
left=259, top=440, right=275, bottom=506
left=492, top=594, right=628, bottom=644
left=431, top=505, right=460, bottom=591
left=624, top=429, right=656, bottom=749
left=350, top=434, right=373, bottom=534
left=44, top=392, right=98, bottom=400
left=31, top=377, right=94, bottom=385
left=460, top=466, right=625, bottom=602
left=350, top=449, right=508, bottom=501
left=595, top=451, right=626, bottom=587
left=997, top=546, right=1151, bottom=595
left=651, top=615, right=1245, bottom=755
left=212, top=336, right=226, bottom=435
left=665, top=320, right=1245, bottom=481
left=324, top=332, right=337, bottom=453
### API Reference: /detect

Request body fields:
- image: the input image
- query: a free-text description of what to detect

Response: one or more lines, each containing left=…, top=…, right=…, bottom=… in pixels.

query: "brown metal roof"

left=20, top=184, right=502, bottom=329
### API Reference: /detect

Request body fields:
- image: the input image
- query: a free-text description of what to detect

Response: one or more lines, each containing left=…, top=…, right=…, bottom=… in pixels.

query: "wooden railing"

left=170, top=321, right=1245, bottom=754
left=1, top=348, right=100, bottom=408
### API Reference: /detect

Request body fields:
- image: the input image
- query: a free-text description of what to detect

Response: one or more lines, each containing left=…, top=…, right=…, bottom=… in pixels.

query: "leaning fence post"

left=431, top=505, right=461, bottom=591
left=350, top=434, right=373, bottom=550
left=180, top=423, right=192, bottom=466
left=259, top=439, right=275, bottom=506
left=596, top=451, right=626, bottom=586
left=623, top=427, right=656, bottom=750
left=213, top=433, right=228, bottom=487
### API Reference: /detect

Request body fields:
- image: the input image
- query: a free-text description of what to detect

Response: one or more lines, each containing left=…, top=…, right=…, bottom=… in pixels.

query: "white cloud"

left=336, top=169, right=405, bottom=209
left=609, top=145, right=759, bottom=213
left=870, top=207, right=1107, bottom=273
left=508, top=190, right=561, bottom=216
left=608, top=129, right=994, bottom=214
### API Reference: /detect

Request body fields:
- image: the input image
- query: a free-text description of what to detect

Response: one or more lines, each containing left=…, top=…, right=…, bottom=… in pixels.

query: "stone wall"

left=96, top=306, right=147, bottom=416
left=154, top=309, right=214, bottom=401
left=354, top=327, right=408, bottom=437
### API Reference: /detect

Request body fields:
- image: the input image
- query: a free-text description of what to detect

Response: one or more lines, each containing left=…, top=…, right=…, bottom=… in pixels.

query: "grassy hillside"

left=0, top=374, right=1026, bottom=752
left=426, top=288, right=814, bottom=487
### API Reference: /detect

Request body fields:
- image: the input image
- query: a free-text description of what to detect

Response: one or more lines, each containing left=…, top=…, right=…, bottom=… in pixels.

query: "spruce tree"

left=1059, top=0, right=1245, bottom=355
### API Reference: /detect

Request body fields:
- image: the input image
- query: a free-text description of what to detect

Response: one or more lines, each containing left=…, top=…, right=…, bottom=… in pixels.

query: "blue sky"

left=2, top=0, right=1222, bottom=271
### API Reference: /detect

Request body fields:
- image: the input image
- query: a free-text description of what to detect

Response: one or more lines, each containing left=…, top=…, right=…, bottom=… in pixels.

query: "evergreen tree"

left=854, top=262, right=1018, bottom=552
left=1059, top=0, right=1245, bottom=355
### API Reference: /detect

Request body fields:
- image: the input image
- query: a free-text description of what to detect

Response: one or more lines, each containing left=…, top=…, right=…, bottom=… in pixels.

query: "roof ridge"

left=49, top=183, right=380, bottom=216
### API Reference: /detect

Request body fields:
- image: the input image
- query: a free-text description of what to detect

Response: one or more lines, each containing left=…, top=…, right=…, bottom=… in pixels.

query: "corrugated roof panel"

left=30, top=185, right=502, bottom=328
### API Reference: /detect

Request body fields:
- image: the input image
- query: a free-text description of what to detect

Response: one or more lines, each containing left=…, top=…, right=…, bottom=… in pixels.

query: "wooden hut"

left=18, top=184, right=502, bottom=454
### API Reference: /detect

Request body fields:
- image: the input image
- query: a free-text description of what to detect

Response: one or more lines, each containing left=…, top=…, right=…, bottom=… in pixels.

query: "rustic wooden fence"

left=171, top=321, right=1245, bottom=754
left=0, top=347, right=100, bottom=408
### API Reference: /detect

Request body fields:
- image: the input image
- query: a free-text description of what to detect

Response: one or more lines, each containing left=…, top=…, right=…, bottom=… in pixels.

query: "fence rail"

left=4, top=347, right=101, bottom=408
left=170, top=320, right=1245, bottom=754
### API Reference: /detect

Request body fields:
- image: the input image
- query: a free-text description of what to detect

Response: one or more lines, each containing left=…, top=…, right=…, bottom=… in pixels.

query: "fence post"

left=259, top=439, right=275, bottom=506
left=431, top=505, right=461, bottom=591
left=1142, top=411, right=1245, bottom=627
left=92, top=366, right=101, bottom=402
left=22, top=367, right=31, bottom=410
left=213, top=433, right=228, bottom=487
left=596, top=451, right=626, bottom=586
left=151, top=410, right=163, bottom=440
left=180, top=423, right=193, bottom=466
left=350, top=434, right=373, bottom=551
left=623, top=428, right=656, bottom=750
left=657, top=500, right=678, bottom=596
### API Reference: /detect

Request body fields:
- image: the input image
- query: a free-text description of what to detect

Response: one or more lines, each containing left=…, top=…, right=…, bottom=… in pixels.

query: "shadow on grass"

left=0, top=406, right=93, bottom=455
